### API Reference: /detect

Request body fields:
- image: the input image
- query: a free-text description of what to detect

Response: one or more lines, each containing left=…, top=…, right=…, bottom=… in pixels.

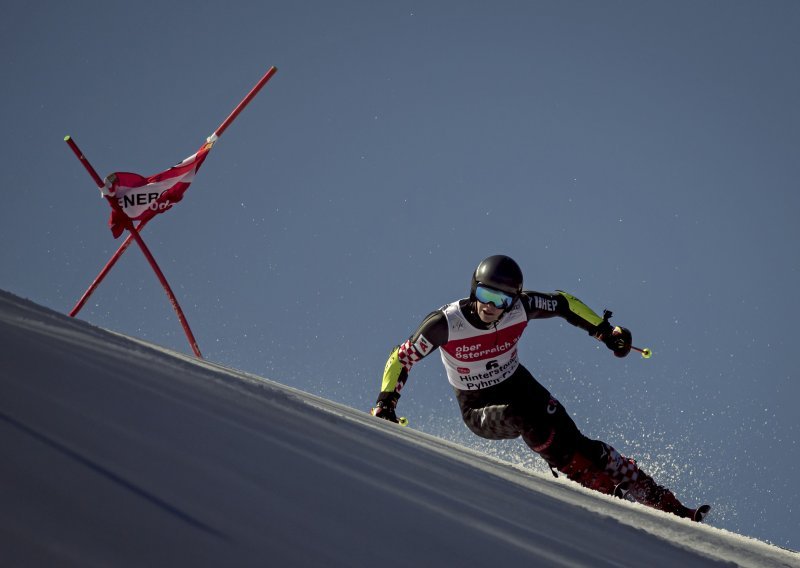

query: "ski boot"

left=614, top=480, right=711, bottom=522
left=559, top=442, right=712, bottom=522
left=558, top=451, right=617, bottom=495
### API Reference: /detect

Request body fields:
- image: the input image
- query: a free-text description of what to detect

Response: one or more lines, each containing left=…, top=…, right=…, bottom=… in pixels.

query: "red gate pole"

left=65, top=136, right=203, bottom=358
left=67, top=65, right=278, bottom=319
left=69, top=220, right=148, bottom=317
left=212, top=66, right=277, bottom=139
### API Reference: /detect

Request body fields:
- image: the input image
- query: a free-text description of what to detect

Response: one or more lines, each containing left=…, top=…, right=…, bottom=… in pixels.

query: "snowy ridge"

left=0, top=289, right=797, bottom=568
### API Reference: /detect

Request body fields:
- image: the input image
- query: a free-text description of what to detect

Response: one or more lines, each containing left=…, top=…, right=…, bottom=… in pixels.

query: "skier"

left=371, top=255, right=709, bottom=521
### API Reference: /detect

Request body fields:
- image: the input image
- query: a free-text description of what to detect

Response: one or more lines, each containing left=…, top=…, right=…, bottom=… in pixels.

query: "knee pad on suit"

left=521, top=396, right=582, bottom=468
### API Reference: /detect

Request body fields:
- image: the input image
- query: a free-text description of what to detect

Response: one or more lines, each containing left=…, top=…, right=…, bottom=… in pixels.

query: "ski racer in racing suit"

left=371, top=255, right=709, bottom=521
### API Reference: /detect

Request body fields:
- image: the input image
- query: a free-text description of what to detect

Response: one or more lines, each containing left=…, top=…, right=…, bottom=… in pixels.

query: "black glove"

left=371, top=391, right=400, bottom=423
left=594, top=310, right=632, bottom=358
left=604, top=326, right=632, bottom=358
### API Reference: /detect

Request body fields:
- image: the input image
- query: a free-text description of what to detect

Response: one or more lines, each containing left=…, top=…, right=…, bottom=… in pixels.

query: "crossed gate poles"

left=65, top=66, right=278, bottom=358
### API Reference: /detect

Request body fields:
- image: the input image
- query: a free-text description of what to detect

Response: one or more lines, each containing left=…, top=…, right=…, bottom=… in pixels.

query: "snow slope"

left=1, top=290, right=796, bottom=568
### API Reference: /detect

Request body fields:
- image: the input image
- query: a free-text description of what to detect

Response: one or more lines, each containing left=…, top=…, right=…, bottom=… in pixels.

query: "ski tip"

left=64, top=135, right=71, bottom=142
left=398, top=416, right=409, bottom=427
left=693, top=504, right=712, bottom=523
left=613, top=481, right=633, bottom=501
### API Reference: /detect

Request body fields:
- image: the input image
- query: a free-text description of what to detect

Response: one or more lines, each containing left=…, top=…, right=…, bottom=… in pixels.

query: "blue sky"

left=1, top=1, right=798, bottom=549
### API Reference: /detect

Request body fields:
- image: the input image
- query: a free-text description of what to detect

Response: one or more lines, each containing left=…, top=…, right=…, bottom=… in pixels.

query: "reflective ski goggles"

left=474, top=285, right=516, bottom=309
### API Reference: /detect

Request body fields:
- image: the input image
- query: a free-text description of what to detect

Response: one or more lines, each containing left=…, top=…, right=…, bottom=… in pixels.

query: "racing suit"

left=375, top=290, right=695, bottom=518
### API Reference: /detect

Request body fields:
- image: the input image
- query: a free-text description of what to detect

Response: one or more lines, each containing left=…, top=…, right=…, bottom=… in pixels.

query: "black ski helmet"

left=470, top=255, right=524, bottom=299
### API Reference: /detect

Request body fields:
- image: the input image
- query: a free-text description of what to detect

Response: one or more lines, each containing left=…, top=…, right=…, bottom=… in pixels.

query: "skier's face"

left=476, top=300, right=503, bottom=323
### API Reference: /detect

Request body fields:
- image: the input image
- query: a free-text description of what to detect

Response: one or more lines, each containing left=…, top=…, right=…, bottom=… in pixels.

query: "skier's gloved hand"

left=370, top=391, right=400, bottom=423
left=603, top=326, right=633, bottom=358
left=593, top=310, right=632, bottom=358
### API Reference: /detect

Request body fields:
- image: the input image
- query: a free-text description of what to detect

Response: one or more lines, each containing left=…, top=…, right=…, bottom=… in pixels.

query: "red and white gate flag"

left=102, top=139, right=214, bottom=238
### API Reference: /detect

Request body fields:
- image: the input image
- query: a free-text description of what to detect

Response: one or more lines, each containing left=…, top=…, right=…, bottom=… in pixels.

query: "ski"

left=614, top=482, right=711, bottom=523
